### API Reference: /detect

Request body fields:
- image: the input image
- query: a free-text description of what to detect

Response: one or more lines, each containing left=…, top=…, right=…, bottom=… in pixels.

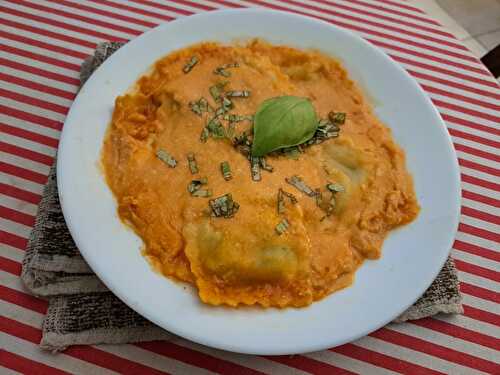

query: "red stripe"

left=444, top=113, right=500, bottom=137
left=0, top=4, right=126, bottom=43
left=463, top=304, right=500, bottom=326
left=455, top=143, right=500, bottom=163
left=462, top=206, right=500, bottom=225
left=393, top=55, right=499, bottom=89
left=0, top=161, right=48, bottom=185
left=412, top=318, right=500, bottom=352
left=434, top=99, right=500, bottom=124
left=137, top=341, right=264, bottom=375
left=423, top=84, right=500, bottom=111
left=7, top=0, right=141, bottom=36
left=0, top=14, right=95, bottom=49
left=461, top=173, right=500, bottom=192
left=0, top=123, right=59, bottom=149
left=281, top=0, right=469, bottom=52
left=0, top=104, right=62, bottom=131
left=0, top=141, right=54, bottom=166
left=459, top=158, right=500, bottom=178
left=0, top=72, right=75, bottom=100
left=0, top=182, right=41, bottom=205
left=449, top=128, right=500, bottom=150
left=409, top=70, right=500, bottom=100
left=372, top=328, right=500, bottom=374
left=333, top=343, right=444, bottom=375
left=0, top=44, right=80, bottom=72
left=343, top=0, right=441, bottom=26
left=0, top=317, right=171, bottom=375
left=460, top=282, right=500, bottom=304
left=0, top=230, right=27, bottom=250
left=0, top=29, right=87, bottom=59
left=376, top=0, right=425, bottom=14
left=0, top=285, right=48, bottom=314
left=459, top=223, right=500, bottom=245
left=453, top=239, right=500, bottom=262
left=0, top=349, right=70, bottom=375
left=0, top=255, right=22, bottom=275
left=0, top=205, right=35, bottom=227
left=462, top=189, right=500, bottom=208
left=0, top=57, right=79, bottom=86
left=86, top=0, right=179, bottom=20
left=267, top=354, right=356, bottom=374
left=0, top=88, right=68, bottom=115
left=44, top=0, right=157, bottom=28
left=455, top=258, right=500, bottom=282
left=130, top=0, right=216, bottom=12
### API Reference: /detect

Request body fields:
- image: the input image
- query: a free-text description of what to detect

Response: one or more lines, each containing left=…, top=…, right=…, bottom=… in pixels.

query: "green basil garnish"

left=251, top=96, right=318, bottom=157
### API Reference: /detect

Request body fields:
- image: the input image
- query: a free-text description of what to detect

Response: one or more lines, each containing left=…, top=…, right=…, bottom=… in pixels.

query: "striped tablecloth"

left=0, top=0, right=498, bottom=373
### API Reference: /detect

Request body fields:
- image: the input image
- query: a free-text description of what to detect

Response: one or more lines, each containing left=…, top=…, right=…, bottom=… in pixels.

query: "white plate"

left=57, top=9, right=460, bottom=355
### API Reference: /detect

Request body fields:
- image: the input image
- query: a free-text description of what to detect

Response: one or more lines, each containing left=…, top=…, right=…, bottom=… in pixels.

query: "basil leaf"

left=251, top=96, right=318, bottom=157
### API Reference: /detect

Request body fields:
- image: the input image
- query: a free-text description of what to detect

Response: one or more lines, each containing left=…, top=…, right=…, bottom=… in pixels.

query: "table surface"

left=0, top=0, right=498, bottom=374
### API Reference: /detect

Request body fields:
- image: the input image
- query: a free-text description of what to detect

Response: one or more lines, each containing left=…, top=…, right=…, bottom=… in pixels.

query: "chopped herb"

left=189, top=97, right=210, bottom=116
left=223, top=114, right=253, bottom=122
left=250, top=156, right=261, bottom=181
left=328, top=111, right=346, bottom=125
left=281, top=189, right=298, bottom=204
left=187, top=152, right=198, bottom=174
left=305, top=118, right=340, bottom=146
left=200, top=127, right=209, bottom=143
left=192, top=189, right=212, bottom=197
left=209, top=193, right=239, bottom=218
left=285, top=175, right=315, bottom=196
left=209, top=81, right=228, bottom=103
left=226, top=90, right=250, bottom=98
left=259, top=157, right=274, bottom=172
left=214, top=62, right=239, bottom=77
left=214, top=96, right=233, bottom=117
left=326, top=182, right=345, bottom=193
left=225, top=122, right=236, bottom=139
left=183, top=56, right=198, bottom=74
left=220, top=161, right=232, bottom=181
left=207, top=118, right=226, bottom=138
left=275, top=219, right=290, bottom=235
left=156, top=149, right=177, bottom=168
left=233, top=132, right=252, bottom=158
left=277, top=189, right=285, bottom=214
left=187, top=177, right=208, bottom=194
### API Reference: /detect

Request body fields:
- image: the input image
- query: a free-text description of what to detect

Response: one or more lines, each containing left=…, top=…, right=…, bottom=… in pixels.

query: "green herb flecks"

left=326, top=182, right=345, bottom=193
left=225, top=122, right=236, bottom=140
left=209, top=81, right=228, bottom=104
left=233, top=132, right=252, bottom=158
left=214, top=62, right=239, bottom=77
left=226, top=90, right=250, bottom=98
left=209, top=193, right=239, bottom=218
left=192, top=189, right=212, bottom=197
left=320, top=182, right=345, bottom=220
left=187, top=177, right=208, bottom=193
left=328, top=111, right=346, bottom=125
left=156, top=149, right=177, bottom=168
left=277, top=188, right=296, bottom=215
left=183, top=56, right=198, bottom=74
left=250, top=156, right=261, bottom=181
left=252, top=96, right=318, bottom=157
left=220, top=161, right=232, bottom=181
left=187, top=152, right=198, bottom=174
left=275, top=219, right=290, bottom=235
left=189, top=97, right=210, bottom=117
left=200, top=127, right=209, bottom=143
left=259, top=157, right=273, bottom=172
left=285, top=175, right=315, bottom=197
left=223, top=114, right=253, bottom=123
left=207, top=118, right=226, bottom=138
left=214, top=97, right=233, bottom=117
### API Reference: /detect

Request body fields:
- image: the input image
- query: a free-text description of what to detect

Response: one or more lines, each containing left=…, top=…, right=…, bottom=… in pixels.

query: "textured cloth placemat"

left=21, top=42, right=463, bottom=352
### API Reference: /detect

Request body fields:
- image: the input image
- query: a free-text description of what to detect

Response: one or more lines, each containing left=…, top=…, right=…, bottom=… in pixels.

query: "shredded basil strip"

left=250, top=156, right=261, bottom=181
left=209, top=193, right=239, bottom=218
left=275, top=219, right=290, bottom=235
left=220, top=161, right=232, bottom=181
left=285, top=175, right=315, bottom=196
left=187, top=152, right=198, bottom=174
left=183, top=56, right=198, bottom=74
left=156, top=149, right=177, bottom=168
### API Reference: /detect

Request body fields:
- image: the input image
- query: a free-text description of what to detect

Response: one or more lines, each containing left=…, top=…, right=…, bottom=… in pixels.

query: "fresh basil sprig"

left=251, top=96, right=318, bottom=157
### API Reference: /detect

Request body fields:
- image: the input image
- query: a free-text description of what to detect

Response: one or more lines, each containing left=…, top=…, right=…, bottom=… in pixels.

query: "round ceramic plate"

left=57, top=9, right=460, bottom=355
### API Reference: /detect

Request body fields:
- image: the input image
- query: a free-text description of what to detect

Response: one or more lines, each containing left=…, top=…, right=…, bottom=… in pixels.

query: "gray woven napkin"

left=21, top=42, right=463, bottom=352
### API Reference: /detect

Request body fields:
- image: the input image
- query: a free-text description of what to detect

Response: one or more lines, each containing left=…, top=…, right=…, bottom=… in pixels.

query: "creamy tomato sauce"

left=102, top=40, right=419, bottom=308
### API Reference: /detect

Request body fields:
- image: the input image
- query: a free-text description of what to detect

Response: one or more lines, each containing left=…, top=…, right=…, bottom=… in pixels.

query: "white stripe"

left=458, top=270, right=500, bottom=294
left=0, top=194, right=38, bottom=216
left=0, top=21, right=94, bottom=56
left=446, top=120, right=500, bottom=144
left=34, top=0, right=151, bottom=32
left=453, top=136, right=499, bottom=159
left=0, top=173, right=44, bottom=196
left=462, top=294, right=499, bottom=315
left=0, top=132, right=56, bottom=158
left=3, top=0, right=137, bottom=40
left=0, top=243, right=24, bottom=263
left=172, top=337, right=310, bottom=375
left=463, top=198, right=500, bottom=216
left=0, top=217, right=31, bottom=239
left=355, top=335, right=487, bottom=375
left=0, top=97, right=66, bottom=122
left=456, top=150, right=500, bottom=172
left=462, top=181, right=499, bottom=202
left=0, top=80, right=73, bottom=108
left=453, top=246, right=500, bottom=272
left=1, top=64, right=77, bottom=94
left=428, top=92, right=500, bottom=121
left=387, top=323, right=500, bottom=365
left=456, top=230, right=500, bottom=254
left=0, top=49, right=79, bottom=78
left=0, top=113, right=61, bottom=140
left=356, top=0, right=427, bottom=17
left=0, top=35, right=83, bottom=66
left=305, top=349, right=400, bottom=375
left=434, top=313, right=500, bottom=339
left=1, top=269, right=32, bottom=291
left=100, top=344, right=215, bottom=375
left=461, top=166, right=499, bottom=183
left=0, top=366, right=21, bottom=375
left=460, top=214, right=500, bottom=238
left=438, top=106, right=500, bottom=134
left=0, top=152, right=50, bottom=177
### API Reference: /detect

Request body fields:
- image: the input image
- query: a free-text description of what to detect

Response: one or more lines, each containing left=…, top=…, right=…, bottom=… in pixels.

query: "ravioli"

left=102, top=40, right=419, bottom=308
